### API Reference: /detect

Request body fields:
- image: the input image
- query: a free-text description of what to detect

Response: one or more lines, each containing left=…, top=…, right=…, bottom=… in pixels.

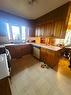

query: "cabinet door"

left=0, top=78, right=12, bottom=95
left=15, top=46, right=22, bottom=58
left=54, top=20, right=65, bottom=38
left=35, top=25, right=44, bottom=37
left=54, top=21, right=60, bottom=37
left=21, top=44, right=32, bottom=56
left=40, top=48, right=60, bottom=68
left=40, top=48, right=47, bottom=62
left=6, top=46, right=16, bottom=59
left=45, top=50, right=59, bottom=68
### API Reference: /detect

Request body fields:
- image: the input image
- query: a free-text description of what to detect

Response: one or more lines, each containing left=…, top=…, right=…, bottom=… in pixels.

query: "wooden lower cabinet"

left=40, top=48, right=60, bottom=68
left=0, top=78, right=12, bottom=95
left=6, top=44, right=33, bottom=59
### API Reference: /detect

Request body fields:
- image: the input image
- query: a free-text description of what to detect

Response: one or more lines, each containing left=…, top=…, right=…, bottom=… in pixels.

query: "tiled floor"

left=10, top=55, right=71, bottom=95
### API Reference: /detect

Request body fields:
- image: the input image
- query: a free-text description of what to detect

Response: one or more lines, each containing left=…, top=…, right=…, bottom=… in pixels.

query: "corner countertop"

left=31, top=43, right=63, bottom=51
left=0, top=42, right=63, bottom=51
left=4, top=43, right=30, bottom=46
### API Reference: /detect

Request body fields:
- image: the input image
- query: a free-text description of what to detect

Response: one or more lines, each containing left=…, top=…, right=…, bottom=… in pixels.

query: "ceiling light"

left=27, top=0, right=37, bottom=5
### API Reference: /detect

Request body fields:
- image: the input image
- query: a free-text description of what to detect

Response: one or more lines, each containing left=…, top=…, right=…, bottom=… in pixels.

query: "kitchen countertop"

left=0, top=42, right=63, bottom=51
left=31, top=43, right=63, bottom=51
left=4, top=42, right=30, bottom=46
left=0, top=45, right=5, bottom=48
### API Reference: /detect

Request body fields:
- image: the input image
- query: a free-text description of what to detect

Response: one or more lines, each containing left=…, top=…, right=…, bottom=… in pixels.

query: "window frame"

left=6, top=23, right=29, bottom=43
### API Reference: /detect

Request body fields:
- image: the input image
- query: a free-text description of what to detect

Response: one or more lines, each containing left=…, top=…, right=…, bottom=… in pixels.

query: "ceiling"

left=0, top=0, right=70, bottom=20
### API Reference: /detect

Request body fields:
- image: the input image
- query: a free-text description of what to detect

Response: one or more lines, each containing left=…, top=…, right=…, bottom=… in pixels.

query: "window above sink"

left=6, top=23, right=29, bottom=43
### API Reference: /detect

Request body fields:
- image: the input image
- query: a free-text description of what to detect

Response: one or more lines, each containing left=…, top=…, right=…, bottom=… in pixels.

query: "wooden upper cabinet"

left=35, top=2, right=71, bottom=38
left=35, top=25, right=44, bottom=37
left=54, top=20, right=64, bottom=38
left=35, top=19, right=68, bottom=38
left=35, top=21, right=55, bottom=37
left=35, top=20, right=64, bottom=38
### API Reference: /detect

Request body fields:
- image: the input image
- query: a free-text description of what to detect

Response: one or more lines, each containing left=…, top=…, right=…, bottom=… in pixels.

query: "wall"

left=0, top=11, right=34, bottom=44
left=34, top=2, right=71, bottom=38
left=0, top=1, right=71, bottom=44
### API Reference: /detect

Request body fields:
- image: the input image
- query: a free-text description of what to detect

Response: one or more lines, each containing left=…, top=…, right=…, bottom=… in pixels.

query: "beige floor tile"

left=10, top=55, right=71, bottom=95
